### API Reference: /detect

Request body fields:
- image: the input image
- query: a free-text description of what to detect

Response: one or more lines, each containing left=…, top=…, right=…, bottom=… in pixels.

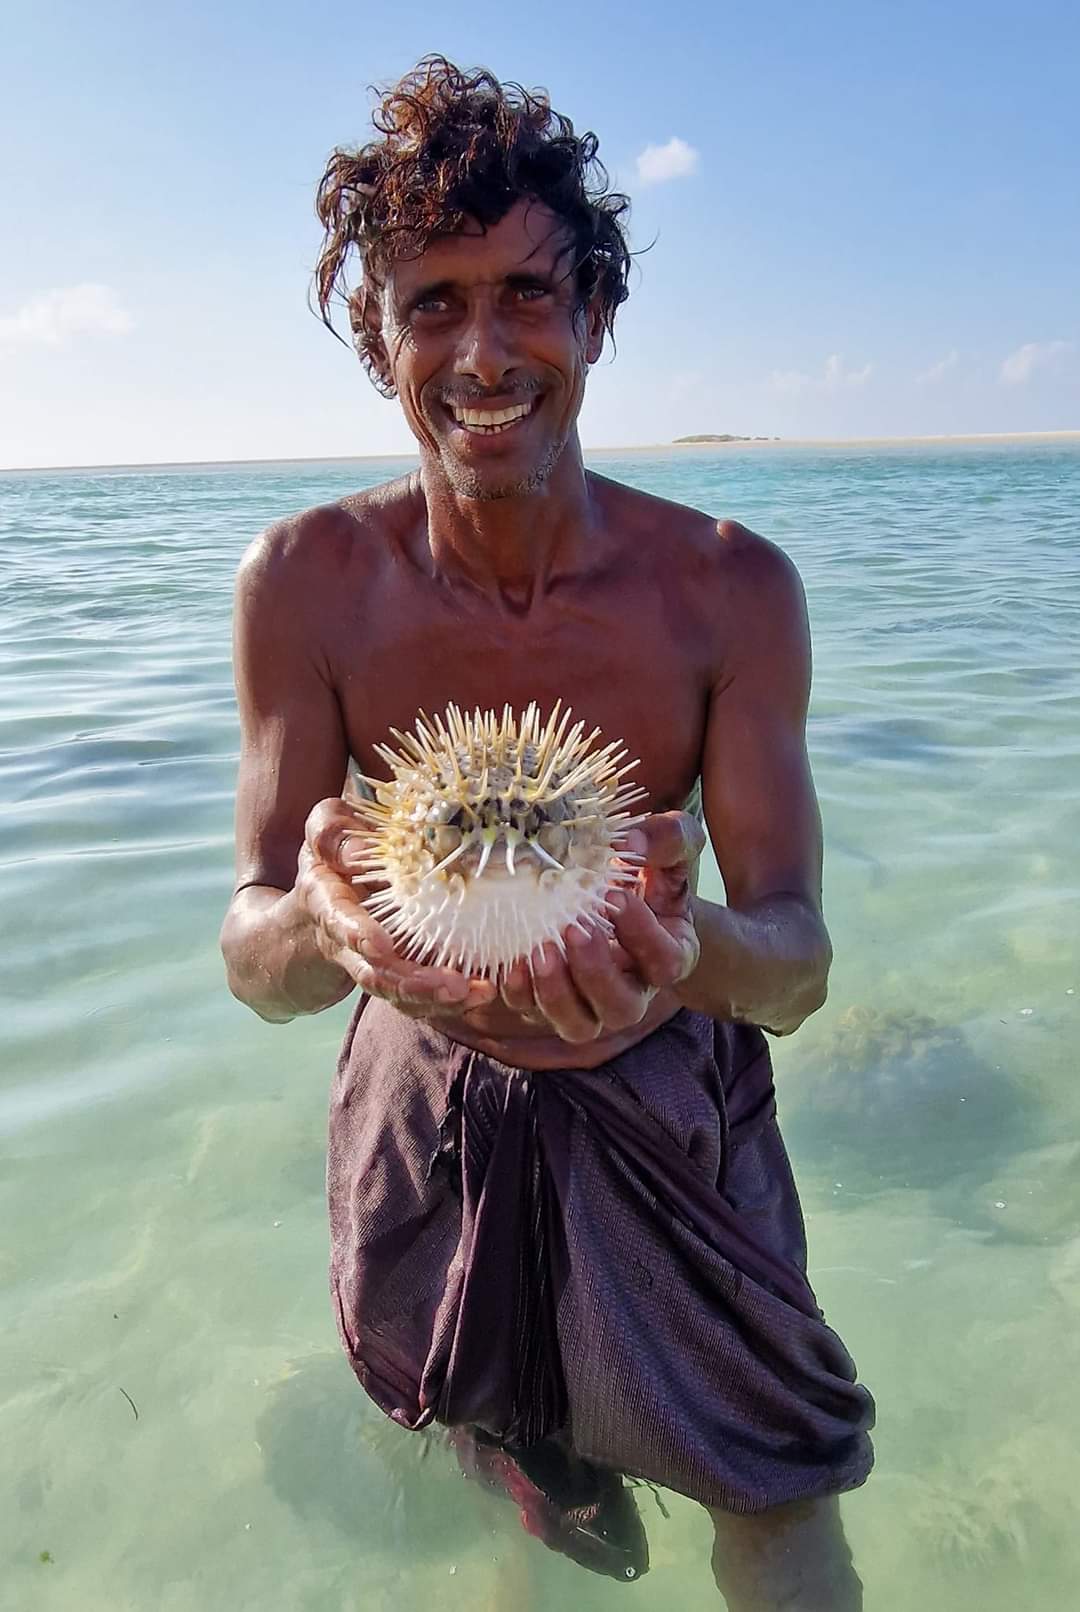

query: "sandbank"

left=3, top=430, right=1078, bottom=474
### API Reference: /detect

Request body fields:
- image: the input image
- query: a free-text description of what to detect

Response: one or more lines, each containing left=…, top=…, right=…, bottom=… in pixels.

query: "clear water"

left=2, top=443, right=1078, bottom=1610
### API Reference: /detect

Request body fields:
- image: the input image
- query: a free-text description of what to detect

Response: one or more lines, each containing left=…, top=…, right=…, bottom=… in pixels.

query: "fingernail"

left=437, top=985, right=465, bottom=1004
left=566, top=926, right=590, bottom=949
left=607, top=892, right=626, bottom=914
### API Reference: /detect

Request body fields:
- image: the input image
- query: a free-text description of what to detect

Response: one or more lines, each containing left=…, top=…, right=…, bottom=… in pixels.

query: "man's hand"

left=499, top=810, right=705, bottom=1044
left=297, top=798, right=497, bottom=1018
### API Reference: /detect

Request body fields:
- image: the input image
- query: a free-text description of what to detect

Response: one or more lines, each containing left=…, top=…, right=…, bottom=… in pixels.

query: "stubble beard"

left=438, top=430, right=568, bottom=502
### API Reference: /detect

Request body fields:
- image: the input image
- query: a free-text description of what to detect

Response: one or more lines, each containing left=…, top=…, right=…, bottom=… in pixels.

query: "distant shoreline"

left=2, top=429, right=1078, bottom=474
left=665, top=430, right=1080, bottom=448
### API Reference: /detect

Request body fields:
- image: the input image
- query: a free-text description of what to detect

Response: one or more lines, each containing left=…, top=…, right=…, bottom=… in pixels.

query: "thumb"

left=624, top=810, right=705, bottom=870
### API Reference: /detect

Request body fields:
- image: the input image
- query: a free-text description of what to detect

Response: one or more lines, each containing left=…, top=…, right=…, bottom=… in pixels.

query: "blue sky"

left=1, top=0, right=1077, bottom=466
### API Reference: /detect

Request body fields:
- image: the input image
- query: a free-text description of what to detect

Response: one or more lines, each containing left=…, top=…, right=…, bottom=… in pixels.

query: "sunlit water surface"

left=2, top=443, right=1078, bottom=1611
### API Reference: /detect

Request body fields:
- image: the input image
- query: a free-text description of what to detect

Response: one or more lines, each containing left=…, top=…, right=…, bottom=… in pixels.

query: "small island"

left=673, top=434, right=781, bottom=444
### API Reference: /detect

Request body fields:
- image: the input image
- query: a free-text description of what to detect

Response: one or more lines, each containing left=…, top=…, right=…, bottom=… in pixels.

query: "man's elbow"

left=228, top=972, right=297, bottom=1024
left=767, top=931, right=831, bottom=1036
left=219, top=914, right=297, bottom=1025
left=794, top=969, right=829, bottom=1029
left=796, top=928, right=832, bottom=1021
left=766, top=986, right=825, bottom=1038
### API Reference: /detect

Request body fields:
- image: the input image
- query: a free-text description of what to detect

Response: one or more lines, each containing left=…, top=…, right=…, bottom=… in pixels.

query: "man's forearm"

left=675, top=893, right=832, bottom=1034
left=220, top=885, right=356, bottom=1023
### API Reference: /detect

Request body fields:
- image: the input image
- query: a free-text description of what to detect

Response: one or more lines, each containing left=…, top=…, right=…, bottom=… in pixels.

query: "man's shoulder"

left=714, top=518, right=805, bottom=597
left=596, top=472, right=803, bottom=594
left=236, top=475, right=414, bottom=594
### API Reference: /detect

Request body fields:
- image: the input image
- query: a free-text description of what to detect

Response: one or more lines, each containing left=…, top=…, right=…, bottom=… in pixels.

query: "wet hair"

left=313, top=56, right=632, bottom=393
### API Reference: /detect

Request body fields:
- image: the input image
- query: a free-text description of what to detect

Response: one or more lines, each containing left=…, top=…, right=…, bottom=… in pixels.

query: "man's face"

left=370, top=200, right=604, bottom=500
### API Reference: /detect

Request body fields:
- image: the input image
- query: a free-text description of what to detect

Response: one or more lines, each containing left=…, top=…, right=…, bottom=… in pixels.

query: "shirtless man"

left=221, top=58, right=873, bottom=1609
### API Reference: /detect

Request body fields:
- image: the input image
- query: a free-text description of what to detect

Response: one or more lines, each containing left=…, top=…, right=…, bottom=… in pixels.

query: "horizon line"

left=2, top=428, right=1079, bottom=475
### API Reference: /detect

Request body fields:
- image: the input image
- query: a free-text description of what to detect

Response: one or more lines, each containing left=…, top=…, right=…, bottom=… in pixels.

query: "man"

left=221, top=57, right=874, bottom=1608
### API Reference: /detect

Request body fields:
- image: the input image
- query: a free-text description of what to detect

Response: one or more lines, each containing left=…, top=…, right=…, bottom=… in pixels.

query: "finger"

left=563, top=922, right=652, bottom=1030
left=500, top=959, right=533, bottom=1013
left=638, top=868, right=687, bottom=923
left=305, top=797, right=369, bottom=873
left=305, top=867, right=490, bottom=1009
left=624, top=810, right=706, bottom=870
left=356, top=927, right=490, bottom=1003
left=357, top=950, right=497, bottom=1014
left=500, top=959, right=547, bottom=1024
left=301, top=842, right=497, bottom=1015
left=530, top=943, right=602, bottom=1044
left=609, top=890, right=695, bottom=989
left=304, top=860, right=370, bottom=953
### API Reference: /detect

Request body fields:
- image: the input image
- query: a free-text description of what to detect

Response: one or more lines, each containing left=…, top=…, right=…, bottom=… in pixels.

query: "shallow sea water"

left=2, top=442, right=1078, bottom=1610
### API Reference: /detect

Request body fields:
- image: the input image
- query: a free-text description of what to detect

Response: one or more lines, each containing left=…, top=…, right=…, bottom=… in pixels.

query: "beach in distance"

left=1, top=439, right=1079, bottom=1612
left=3, top=429, right=1078, bottom=476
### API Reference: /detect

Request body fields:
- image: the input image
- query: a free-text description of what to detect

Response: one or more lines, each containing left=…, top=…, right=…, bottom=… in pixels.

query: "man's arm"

left=220, top=522, right=360, bottom=1022
left=500, top=526, right=829, bottom=1042
left=220, top=516, right=497, bottom=1024
left=674, top=526, right=831, bottom=1034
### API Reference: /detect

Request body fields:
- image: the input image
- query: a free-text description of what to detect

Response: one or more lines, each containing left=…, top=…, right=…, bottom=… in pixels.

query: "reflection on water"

left=1, top=443, right=1079, bottom=1610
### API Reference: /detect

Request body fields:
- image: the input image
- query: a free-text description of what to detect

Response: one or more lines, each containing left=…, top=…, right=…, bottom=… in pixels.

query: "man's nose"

left=453, top=300, right=516, bottom=388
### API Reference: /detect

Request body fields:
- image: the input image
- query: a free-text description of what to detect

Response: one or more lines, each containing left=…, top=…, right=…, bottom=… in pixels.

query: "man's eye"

left=514, top=285, right=549, bottom=302
left=414, top=298, right=449, bottom=316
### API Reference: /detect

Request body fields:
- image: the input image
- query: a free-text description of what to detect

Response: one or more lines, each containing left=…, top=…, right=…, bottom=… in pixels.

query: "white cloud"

left=769, top=354, right=872, bottom=396
left=770, top=367, right=812, bottom=397
left=0, top=284, right=134, bottom=349
left=1000, top=339, right=1073, bottom=385
left=917, top=349, right=959, bottom=384
left=822, top=353, right=872, bottom=390
left=635, top=137, right=700, bottom=186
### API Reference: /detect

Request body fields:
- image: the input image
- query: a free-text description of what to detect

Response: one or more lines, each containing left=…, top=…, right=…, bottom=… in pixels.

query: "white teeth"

left=451, top=401, right=534, bottom=430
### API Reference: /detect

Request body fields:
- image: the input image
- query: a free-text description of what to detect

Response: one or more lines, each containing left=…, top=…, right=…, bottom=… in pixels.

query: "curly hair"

left=313, top=57, right=632, bottom=392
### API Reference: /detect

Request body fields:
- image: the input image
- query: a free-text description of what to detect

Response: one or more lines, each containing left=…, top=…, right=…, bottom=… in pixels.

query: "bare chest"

left=330, top=573, right=714, bottom=813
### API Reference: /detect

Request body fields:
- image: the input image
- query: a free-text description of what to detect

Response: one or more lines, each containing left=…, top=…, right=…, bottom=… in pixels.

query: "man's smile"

left=441, top=395, right=543, bottom=438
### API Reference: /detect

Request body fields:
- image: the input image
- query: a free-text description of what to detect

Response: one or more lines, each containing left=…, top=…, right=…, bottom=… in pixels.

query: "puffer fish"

left=351, top=702, right=648, bottom=980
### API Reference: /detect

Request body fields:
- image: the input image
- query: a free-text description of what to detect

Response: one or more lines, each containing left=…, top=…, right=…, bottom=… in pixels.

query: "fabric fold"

left=327, top=997, right=874, bottom=1512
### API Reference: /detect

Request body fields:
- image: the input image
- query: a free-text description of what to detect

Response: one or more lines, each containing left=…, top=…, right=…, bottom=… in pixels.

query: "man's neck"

left=418, top=436, right=598, bottom=606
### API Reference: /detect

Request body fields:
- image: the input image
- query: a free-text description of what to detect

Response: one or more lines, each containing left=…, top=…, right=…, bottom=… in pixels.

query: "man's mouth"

left=445, top=397, right=540, bottom=435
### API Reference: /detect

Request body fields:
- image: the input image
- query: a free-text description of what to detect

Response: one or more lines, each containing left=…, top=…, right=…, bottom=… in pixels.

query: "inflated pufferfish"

left=351, top=702, right=648, bottom=980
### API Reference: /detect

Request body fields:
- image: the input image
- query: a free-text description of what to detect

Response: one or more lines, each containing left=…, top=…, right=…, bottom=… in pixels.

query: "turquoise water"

left=2, top=443, right=1078, bottom=1610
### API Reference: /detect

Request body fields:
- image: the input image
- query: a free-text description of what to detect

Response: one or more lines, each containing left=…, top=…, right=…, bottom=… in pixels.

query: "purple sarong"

left=327, top=998, right=875, bottom=1513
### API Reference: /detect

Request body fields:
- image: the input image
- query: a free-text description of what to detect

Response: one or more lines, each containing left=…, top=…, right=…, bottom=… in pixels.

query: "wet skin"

left=221, top=198, right=856, bottom=1605
left=223, top=201, right=830, bottom=1069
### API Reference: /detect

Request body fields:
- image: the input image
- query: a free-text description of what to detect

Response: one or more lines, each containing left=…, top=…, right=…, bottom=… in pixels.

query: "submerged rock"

left=783, top=1005, right=1033, bottom=1194
left=964, top=1140, right=1080, bottom=1246
left=256, top=1354, right=472, bottom=1557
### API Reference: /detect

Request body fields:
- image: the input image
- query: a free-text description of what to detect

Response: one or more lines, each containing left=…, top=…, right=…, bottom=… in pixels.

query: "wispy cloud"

left=0, top=284, right=134, bottom=349
left=1000, top=339, right=1073, bottom=384
left=770, top=367, right=812, bottom=397
left=823, top=354, right=872, bottom=390
left=635, top=137, right=700, bottom=186
left=769, top=354, right=873, bottom=396
left=917, top=349, right=959, bottom=384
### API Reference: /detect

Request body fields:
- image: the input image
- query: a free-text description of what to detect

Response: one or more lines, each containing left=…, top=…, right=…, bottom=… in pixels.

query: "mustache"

left=437, top=383, right=543, bottom=406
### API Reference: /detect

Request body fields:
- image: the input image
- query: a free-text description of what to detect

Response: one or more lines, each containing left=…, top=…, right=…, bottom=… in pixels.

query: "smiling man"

left=220, top=58, right=874, bottom=1608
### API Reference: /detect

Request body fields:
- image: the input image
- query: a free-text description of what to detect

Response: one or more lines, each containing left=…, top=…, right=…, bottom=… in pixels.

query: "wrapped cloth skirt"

left=327, top=997, right=875, bottom=1520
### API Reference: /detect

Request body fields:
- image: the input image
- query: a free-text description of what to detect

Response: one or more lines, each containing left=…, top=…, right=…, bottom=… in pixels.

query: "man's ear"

left=583, top=294, right=606, bottom=366
left=352, top=286, right=396, bottom=397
